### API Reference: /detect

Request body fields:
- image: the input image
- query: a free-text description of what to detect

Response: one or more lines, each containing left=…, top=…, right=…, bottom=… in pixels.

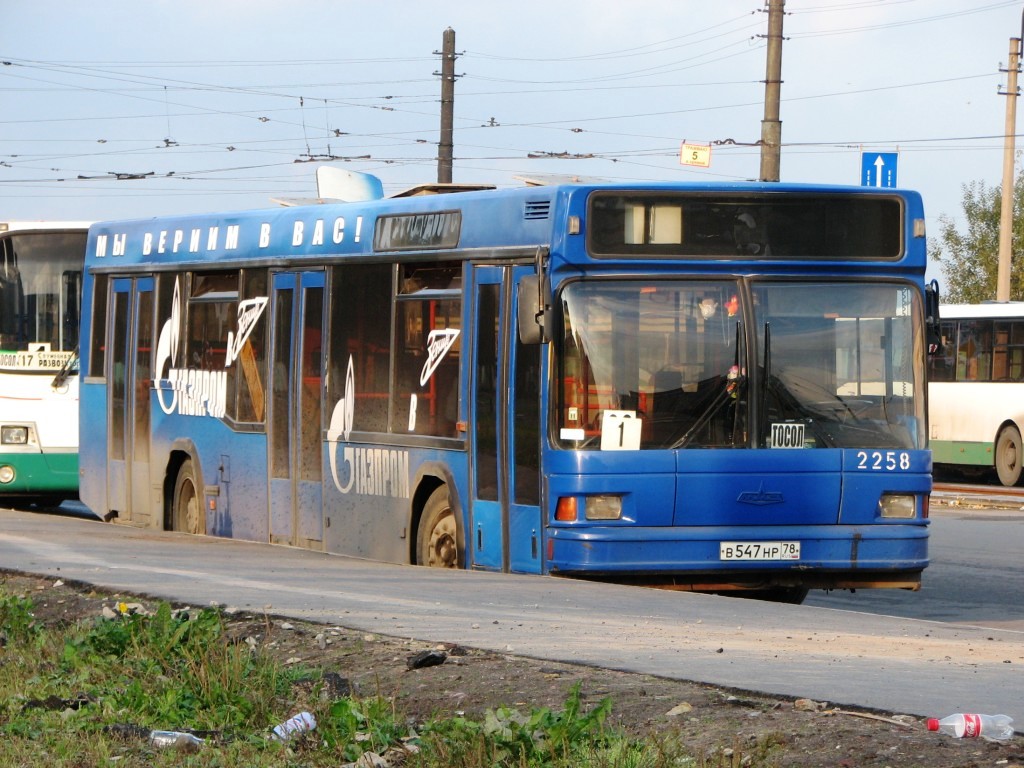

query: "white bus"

left=928, top=302, right=1024, bottom=485
left=0, top=221, right=90, bottom=505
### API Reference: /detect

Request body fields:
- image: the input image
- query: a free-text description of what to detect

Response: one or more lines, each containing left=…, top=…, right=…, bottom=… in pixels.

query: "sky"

left=4, top=0, right=1024, bottom=283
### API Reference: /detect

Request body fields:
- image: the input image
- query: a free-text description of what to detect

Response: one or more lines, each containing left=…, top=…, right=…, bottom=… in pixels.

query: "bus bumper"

left=544, top=523, right=929, bottom=591
left=0, top=451, right=79, bottom=498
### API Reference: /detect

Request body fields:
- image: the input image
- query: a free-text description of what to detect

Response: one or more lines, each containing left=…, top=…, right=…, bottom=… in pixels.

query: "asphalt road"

left=807, top=506, right=1024, bottom=631
left=1, top=506, right=1020, bottom=721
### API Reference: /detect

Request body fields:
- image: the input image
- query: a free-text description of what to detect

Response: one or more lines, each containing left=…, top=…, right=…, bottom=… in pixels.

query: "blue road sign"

left=861, top=152, right=898, bottom=188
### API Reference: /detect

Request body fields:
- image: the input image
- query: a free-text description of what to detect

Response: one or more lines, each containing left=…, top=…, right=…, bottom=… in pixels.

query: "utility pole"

left=997, top=23, right=1022, bottom=302
left=436, top=27, right=457, bottom=184
left=759, top=0, right=785, bottom=182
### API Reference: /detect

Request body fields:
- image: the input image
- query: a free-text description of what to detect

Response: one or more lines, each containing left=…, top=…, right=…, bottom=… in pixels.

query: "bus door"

left=268, top=270, right=325, bottom=549
left=470, top=265, right=542, bottom=574
left=107, top=277, right=153, bottom=525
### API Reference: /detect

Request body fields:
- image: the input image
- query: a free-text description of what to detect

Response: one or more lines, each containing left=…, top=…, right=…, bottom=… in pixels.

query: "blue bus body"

left=78, top=181, right=931, bottom=597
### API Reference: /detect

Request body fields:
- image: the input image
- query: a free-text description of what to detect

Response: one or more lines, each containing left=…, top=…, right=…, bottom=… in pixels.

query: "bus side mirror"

left=517, top=274, right=547, bottom=345
left=925, top=279, right=942, bottom=356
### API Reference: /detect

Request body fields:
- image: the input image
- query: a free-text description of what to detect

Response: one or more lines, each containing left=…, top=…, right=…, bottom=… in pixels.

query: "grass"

left=0, top=590, right=700, bottom=767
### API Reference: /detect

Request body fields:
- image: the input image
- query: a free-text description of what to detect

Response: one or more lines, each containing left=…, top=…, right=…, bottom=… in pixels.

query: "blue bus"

left=78, top=178, right=935, bottom=602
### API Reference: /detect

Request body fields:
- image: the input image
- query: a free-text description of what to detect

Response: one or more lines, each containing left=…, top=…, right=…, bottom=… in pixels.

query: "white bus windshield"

left=0, top=231, right=87, bottom=359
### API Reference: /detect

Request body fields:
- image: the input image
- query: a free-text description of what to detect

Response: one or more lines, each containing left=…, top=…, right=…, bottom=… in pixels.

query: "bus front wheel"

left=416, top=487, right=463, bottom=569
left=995, top=426, right=1024, bottom=487
left=171, top=459, right=203, bottom=535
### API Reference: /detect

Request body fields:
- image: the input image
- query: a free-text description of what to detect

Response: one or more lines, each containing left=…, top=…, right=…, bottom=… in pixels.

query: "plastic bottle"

left=272, top=711, right=317, bottom=741
left=148, top=730, right=204, bottom=751
left=926, top=714, right=1014, bottom=741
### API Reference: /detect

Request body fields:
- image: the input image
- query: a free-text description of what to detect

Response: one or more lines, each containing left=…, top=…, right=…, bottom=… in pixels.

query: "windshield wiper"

left=51, top=346, right=78, bottom=389
left=759, top=321, right=771, bottom=442
left=759, top=325, right=840, bottom=448
left=670, top=322, right=745, bottom=449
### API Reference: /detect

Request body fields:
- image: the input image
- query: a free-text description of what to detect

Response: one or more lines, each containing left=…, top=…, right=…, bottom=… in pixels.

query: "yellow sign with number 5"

left=680, top=142, right=711, bottom=168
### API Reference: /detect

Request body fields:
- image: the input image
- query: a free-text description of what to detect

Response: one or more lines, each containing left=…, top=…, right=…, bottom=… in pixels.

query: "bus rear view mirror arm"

left=518, top=248, right=551, bottom=345
left=925, top=279, right=942, bottom=356
left=518, top=274, right=544, bottom=344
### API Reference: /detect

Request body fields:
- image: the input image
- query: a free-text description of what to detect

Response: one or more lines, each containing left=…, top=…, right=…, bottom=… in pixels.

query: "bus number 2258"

left=855, top=450, right=911, bottom=471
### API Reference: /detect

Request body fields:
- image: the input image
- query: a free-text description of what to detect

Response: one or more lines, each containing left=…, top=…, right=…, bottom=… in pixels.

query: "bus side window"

left=393, top=296, right=461, bottom=436
left=235, top=268, right=268, bottom=423
left=188, top=271, right=240, bottom=418
left=957, top=320, right=992, bottom=381
left=88, top=275, right=109, bottom=378
left=429, top=359, right=459, bottom=437
left=327, top=263, right=391, bottom=435
left=927, top=321, right=956, bottom=382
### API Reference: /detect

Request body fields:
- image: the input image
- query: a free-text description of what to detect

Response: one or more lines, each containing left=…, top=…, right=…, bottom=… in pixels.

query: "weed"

left=0, top=592, right=40, bottom=644
left=412, top=682, right=681, bottom=768
left=0, top=586, right=704, bottom=767
left=54, top=602, right=287, bottom=733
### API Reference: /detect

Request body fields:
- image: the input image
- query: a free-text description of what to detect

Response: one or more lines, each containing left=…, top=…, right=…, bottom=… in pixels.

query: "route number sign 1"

left=600, top=410, right=642, bottom=451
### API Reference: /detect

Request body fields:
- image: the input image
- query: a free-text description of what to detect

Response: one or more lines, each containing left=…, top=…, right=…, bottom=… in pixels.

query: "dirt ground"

left=3, top=571, right=1021, bottom=767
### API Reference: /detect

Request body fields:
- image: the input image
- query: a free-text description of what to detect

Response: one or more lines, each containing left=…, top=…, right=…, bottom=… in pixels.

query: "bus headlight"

left=1, top=426, right=28, bottom=445
left=879, top=493, right=916, bottom=519
left=0, top=465, right=14, bottom=484
left=554, top=495, right=625, bottom=522
left=585, top=495, right=623, bottom=520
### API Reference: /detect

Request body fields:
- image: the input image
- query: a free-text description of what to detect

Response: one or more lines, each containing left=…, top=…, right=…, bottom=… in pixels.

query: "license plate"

left=719, top=541, right=801, bottom=561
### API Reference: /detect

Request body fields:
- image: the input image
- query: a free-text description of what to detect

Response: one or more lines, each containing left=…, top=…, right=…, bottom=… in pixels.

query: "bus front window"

left=555, top=280, right=747, bottom=450
left=753, top=282, right=925, bottom=450
left=554, top=279, right=925, bottom=452
left=0, top=231, right=87, bottom=352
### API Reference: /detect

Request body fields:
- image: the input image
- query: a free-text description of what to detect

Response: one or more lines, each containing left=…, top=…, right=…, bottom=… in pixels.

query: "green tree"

left=930, top=168, right=1024, bottom=302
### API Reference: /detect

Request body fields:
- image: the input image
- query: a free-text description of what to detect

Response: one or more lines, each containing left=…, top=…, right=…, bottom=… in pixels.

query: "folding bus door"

left=470, top=265, right=542, bottom=574
left=268, top=270, right=325, bottom=549
left=107, top=277, right=153, bottom=526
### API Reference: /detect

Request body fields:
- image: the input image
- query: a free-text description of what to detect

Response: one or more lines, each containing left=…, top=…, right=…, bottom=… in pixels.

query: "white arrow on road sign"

left=861, top=152, right=898, bottom=188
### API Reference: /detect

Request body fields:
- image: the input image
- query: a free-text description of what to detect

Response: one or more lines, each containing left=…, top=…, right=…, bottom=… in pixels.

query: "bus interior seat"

left=651, top=369, right=686, bottom=443
left=651, top=369, right=729, bottom=445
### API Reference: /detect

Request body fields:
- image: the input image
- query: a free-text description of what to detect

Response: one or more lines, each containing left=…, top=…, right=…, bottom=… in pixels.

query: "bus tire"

left=171, top=459, right=203, bottom=535
left=995, top=425, right=1024, bottom=487
left=416, top=486, right=463, bottom=569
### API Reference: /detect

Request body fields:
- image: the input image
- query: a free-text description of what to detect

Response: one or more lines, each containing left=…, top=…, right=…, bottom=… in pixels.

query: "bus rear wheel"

left=416, top=487, right=463, bottom=569
left=171, top=459, right=203, bottom=535
left=995, top=425, right=1024, bottom=487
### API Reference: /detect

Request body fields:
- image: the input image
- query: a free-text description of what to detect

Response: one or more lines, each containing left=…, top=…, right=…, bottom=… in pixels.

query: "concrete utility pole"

left=997, top=26, right=1022, bottom=302
left=759, top=0, right=785, bottom=182
left=436, top=27, right=457, bottom=184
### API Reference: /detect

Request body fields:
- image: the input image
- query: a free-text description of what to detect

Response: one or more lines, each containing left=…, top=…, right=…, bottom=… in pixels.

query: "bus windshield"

left=0, top=231, right=86, bottom=354
left=555, top=280, right=924, bottom=451
left=754, top=282, right=924, bottom=450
